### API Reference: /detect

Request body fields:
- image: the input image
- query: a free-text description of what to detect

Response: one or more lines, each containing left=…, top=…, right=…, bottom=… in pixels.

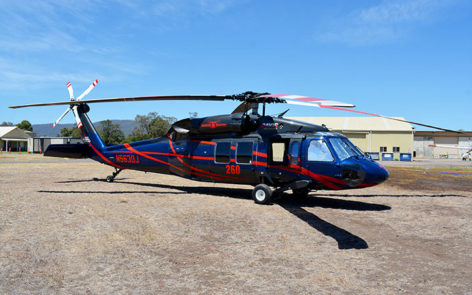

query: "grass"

left=390, top=166, right=472, bottom=173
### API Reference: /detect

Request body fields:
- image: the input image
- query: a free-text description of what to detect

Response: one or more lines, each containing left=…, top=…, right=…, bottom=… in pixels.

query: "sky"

left=0, top=0, right=471, bottom=131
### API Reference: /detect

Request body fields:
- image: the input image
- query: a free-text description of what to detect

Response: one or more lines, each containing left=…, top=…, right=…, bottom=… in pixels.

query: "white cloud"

left=317, top=0, right=460, bottom=46
left=0, top=0, right=243, bottom=90
left=198, top=0, right=240, bottom=14
left=0, top=58, right=103, bottom=90
left=150, top=0, right=242, bottom=16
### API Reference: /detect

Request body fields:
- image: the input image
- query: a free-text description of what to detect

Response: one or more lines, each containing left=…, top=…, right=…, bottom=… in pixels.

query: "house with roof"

left=0, top=126, right=35, bottom=152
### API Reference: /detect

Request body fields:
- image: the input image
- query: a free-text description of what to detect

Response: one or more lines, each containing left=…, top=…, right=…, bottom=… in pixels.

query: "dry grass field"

left=1, top=153, right=471, bottom=294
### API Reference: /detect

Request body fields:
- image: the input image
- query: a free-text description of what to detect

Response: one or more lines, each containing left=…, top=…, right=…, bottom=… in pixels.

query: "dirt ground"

left=1, top=154, right=471, bottom=294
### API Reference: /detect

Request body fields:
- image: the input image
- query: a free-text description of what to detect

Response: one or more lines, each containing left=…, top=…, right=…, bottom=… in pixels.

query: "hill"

left=32, top=120, right=137, bottom=137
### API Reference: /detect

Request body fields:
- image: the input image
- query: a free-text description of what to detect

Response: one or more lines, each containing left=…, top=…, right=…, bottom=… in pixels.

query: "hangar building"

left=414, top=131, right=472, bottom=159
left=289, top=117, right=414, bottom=160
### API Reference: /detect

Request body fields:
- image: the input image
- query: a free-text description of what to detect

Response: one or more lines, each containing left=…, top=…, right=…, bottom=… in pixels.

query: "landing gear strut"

left=106, top=168, right=122, bottom=182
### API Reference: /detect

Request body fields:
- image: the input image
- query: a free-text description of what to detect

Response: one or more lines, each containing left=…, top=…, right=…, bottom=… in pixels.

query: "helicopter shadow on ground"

left=53, top=178, right=392, bottom=249
left=51, top=178, right=467, bottom=249
left=111, top=180, right=396, bottom=250
left=276, top=196, right=390, bottom=250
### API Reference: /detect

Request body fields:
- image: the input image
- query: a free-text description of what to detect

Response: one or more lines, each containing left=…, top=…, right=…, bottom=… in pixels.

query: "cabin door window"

left=215, top=142, right=231, bottom=164
left=236, top=142, right=253, bottom=164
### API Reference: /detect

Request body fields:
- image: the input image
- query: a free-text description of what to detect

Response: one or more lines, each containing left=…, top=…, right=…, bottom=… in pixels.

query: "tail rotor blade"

left=72, top=106, right=83, bottom=129
left=52, top=107, right=71, bottom=128
left=67, top=82, right=74, bottom=100
left=76, top=80, right=98, bottom=101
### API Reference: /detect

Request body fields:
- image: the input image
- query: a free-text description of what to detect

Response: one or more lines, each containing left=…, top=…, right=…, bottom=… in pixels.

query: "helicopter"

left=428, top=144, right=472, bottom=161
left=9, top=80, right=458, bottom=204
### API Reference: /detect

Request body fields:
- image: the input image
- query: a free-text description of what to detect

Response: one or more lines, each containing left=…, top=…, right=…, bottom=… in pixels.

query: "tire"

left=292, top=187, right=309, bottom=199
left=252, top=184, right=272, bottom=204
left=106, top=175, right=114, bottom=183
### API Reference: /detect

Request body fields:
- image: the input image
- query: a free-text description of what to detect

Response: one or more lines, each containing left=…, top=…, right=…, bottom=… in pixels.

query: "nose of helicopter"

left=340, top=158, right=389, bottom=187
left=363, top=161, right=389, bottom=185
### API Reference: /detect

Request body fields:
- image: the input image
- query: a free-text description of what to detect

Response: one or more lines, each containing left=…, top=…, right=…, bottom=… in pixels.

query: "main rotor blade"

left=76, top=80, right=98, bottom=101
left=261, top=94, right=355, bottom=108
left=9, top=95, right=228, bottom=109
left=52, top=107, right=71, bottom=128
left=320, top=105, right=461, bottom=133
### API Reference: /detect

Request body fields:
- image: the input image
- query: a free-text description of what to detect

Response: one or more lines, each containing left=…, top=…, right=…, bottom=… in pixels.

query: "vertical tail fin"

left=76, top=104, right=106, bottom=151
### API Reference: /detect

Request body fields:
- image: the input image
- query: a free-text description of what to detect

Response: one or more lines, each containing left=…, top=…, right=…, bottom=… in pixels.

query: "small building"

left=289, top=117, right=414, bottom=160
left=28, top=137, right=83, bottom=153
left=414, top=131, right=472, bottom=159
left=0, top=126, right=35, bottom=152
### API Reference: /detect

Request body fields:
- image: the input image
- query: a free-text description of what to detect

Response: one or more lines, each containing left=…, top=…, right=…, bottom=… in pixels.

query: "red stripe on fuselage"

left=188, top=140, right=216, bottom=145
left=80, top=128, right=124, bottom=169
left=123, top=143, right=229, bottom=181
left=110, top=150, right=213, bottom=161
left=253, top=161, right=267, bottom=167
left=268, top=164, right=343, bottom=190
left=167, top=135, right=247, bottom=180
left=253, top=151, right=267, bottom=158
left=88, top=142, right=125, bottom=169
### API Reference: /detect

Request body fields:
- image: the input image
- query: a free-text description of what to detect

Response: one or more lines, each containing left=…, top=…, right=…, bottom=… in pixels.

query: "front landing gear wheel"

left=106, top=175, right=114, bottom=183
left=252, top=184, right=272, bottom=204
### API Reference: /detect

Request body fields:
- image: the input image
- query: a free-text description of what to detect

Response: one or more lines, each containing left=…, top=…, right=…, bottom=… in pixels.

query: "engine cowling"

left=173, top=113, right=255, bottom=135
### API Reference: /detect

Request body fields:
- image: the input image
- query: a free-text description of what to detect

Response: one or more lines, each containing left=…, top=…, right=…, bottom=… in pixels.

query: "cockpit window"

left=345, top=139, right=364, bottom=156
left=308, top=139, right=334, bottom=162
left=328, top=137, right=359, bottom=161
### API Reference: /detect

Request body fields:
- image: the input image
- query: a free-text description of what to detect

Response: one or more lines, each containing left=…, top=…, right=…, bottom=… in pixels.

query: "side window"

left=308, top=139, right=334, bottom=162
left=236, top=142, right=253, bottom=164
left=215, top=142, right=231, bottom=163
left=271, top=142, right=285, bottom=163
left=290, top=141, right=300, bottom=158
left=289, top=141, right=300, bottom=166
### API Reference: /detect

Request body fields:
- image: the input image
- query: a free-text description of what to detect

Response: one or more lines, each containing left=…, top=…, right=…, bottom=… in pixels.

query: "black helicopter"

left=10, top=81, right=456, bottom=204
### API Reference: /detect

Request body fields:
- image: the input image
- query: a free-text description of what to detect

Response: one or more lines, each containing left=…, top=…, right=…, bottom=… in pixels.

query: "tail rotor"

left=51, top=80, right=98, bottom=129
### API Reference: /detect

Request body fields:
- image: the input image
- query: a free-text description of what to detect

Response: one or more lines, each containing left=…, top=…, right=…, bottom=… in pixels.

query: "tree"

left=59, top=127, right=72, bottom=137
left=98, top=120, right=125, bottom=145
left=58, top=127, right=81, bottom=138
left=128, top=112, right=176, bottom=141
left=1, top=121, right=14, bottom=126
left=16, top=120, right=33, bottom=131
left=149, top=115, right=176, bottom=138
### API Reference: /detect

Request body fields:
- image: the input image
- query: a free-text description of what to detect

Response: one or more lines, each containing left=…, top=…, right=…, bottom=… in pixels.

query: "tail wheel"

left=252, top=184, right=272, bottom=204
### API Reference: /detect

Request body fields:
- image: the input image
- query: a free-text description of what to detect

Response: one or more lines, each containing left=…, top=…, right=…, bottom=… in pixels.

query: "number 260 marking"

left=226, top=165, right=240, bottom=175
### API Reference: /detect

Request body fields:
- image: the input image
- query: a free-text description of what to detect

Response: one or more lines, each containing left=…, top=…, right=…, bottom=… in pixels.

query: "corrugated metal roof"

left=415, top=131, right=472, bottom=137
left=289, top=117, right=413, bottom=132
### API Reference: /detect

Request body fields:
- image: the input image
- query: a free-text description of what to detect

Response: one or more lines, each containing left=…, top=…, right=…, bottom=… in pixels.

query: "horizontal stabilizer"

left=44, top=144, right=89, bottom=158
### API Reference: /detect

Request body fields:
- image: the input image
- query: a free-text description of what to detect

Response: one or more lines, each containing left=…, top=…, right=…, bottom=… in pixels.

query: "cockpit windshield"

left=344, top=139, right=364, bottom=156
left=328, top=137, right=362, bottom=161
